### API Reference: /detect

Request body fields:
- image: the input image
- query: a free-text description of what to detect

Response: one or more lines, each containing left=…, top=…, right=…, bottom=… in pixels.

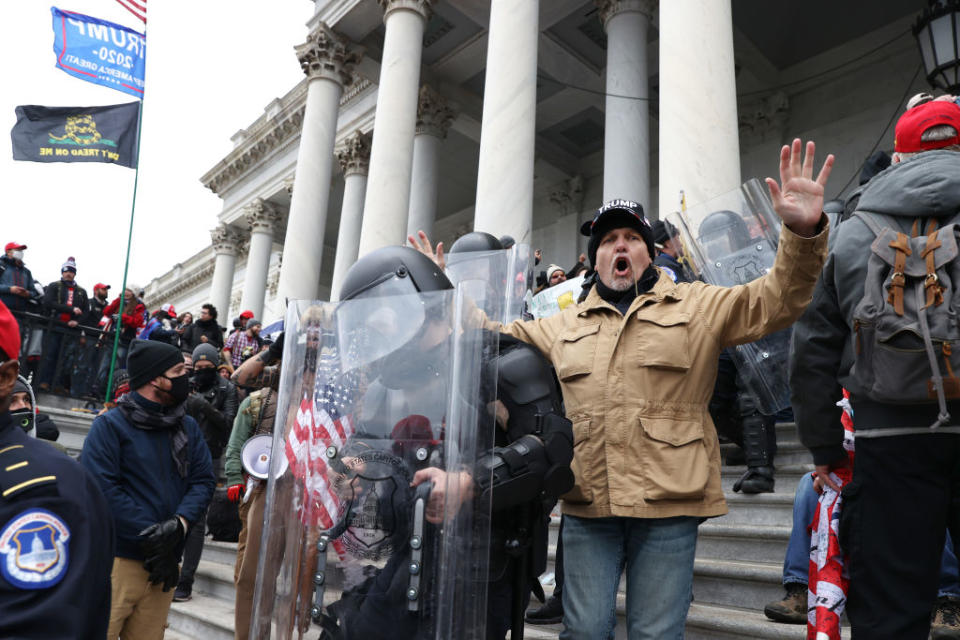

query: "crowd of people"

left=1, top=93, right=959, bottom=640
left=0, top=247, right=273, bottom=402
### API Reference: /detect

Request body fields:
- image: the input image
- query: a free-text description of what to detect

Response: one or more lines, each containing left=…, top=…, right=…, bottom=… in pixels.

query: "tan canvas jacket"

left=492, top=223, right=829, bottom=519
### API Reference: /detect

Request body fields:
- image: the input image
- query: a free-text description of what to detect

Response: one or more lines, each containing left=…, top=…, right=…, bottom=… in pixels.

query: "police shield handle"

left=411, top=467, right=475, bottom=524
left=764, top=139, right=835, bottom=238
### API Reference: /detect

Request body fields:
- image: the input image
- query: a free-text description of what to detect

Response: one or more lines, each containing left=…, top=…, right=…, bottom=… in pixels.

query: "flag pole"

left=103, top=98, right=144, bottom=404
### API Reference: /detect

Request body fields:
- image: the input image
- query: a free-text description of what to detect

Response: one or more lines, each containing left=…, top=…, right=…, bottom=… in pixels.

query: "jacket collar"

left=578, top=268, right=684, bottom=318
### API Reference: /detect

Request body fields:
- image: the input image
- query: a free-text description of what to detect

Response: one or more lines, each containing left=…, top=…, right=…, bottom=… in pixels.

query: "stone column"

left=407, top=85, right=455, bottom=240
left=358, top=0, right=434, bottom=257
left=276, top=23, right=359, bottom=307
left=473, top=0, right=539, bottom=246
left=208, top=224, right=241, bottom=322
left=597, top=0, right=654, bottom=207
left=658, top=0, right=740, bottom=214
left=331, top=131, right=372, bottom=300
left=240, top=198, right=280, bottom=318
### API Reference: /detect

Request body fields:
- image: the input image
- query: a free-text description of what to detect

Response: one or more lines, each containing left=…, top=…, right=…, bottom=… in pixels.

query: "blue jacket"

left=80, top=393, right=215, bottom=560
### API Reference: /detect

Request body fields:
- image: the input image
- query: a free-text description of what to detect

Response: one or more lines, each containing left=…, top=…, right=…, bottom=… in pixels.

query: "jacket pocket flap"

left=561, top=323, right=601, bottom=342
left=635, top=310, right=690, bottom=327
left=640, top=415, right=704, bottom=447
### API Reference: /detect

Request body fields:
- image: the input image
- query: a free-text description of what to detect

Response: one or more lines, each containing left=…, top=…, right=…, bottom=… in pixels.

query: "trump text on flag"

left=51, top=7, right=146, bottom=99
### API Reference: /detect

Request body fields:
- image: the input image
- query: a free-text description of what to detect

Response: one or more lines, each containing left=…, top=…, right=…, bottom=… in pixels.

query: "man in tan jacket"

left=415, top=139, right=833, bottom=638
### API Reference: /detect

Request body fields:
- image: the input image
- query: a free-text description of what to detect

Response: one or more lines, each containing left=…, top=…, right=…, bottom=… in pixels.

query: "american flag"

left=284, top=337, right=359, bottom=557
left=114, top=0, right=146, bottom=24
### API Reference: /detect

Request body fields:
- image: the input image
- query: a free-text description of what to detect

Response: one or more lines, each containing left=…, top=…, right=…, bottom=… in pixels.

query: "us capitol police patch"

left=0, top=508, right=70, bottom=589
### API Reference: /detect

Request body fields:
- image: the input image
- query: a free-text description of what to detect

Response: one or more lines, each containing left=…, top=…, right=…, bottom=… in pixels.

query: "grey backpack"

left=850, top=212, right=960, bottom=427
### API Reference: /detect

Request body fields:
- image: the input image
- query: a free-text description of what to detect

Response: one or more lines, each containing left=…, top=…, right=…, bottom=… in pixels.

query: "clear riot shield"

left=445, top=244, right=534, bottom=323
left=667, top=178, right=791, bottom=414
left=250, top=284, right=497, bottom=640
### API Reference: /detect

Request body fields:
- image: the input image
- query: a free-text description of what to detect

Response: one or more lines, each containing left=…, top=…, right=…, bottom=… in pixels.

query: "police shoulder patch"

left=0, top=508, right=70, bottom=589
left=660, top=266, right=678, bottom=282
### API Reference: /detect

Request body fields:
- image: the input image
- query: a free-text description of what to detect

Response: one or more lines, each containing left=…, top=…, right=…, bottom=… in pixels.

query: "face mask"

left=11, top=251, right=23, bottom=261
left=192, top=368, right=217, bottom=388
left=160, top=374, right=191, bottom=405
left=10, top=409, right=33, bottom=434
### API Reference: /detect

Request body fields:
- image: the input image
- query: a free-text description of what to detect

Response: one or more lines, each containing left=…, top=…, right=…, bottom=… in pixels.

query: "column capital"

left=378, top=0, right=433, bottom=22
left=415, top=85, right=456, bottom=138
left=336, top=130, right=373, bottom=177
left=295, top=22, right=361, bottom=86
left=595, top=0, right=656, bottom=28
left=210, top=224, right=242, bottom=255
left=244, top=198, right=282, bottom=234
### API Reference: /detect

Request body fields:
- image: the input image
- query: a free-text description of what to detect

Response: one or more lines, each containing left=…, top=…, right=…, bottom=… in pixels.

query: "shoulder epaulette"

left=0, top=444, right=58, bottom=500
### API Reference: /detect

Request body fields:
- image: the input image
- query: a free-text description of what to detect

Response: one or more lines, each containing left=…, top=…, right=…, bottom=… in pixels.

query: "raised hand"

left=765, top=139, right=835, bottom=237
left=407, top=230, right=445, bottom=271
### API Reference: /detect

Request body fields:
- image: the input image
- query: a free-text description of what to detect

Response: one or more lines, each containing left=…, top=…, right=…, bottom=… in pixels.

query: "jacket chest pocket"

left=635, top=311, right=691, bottom=370
left=554, top=323, right=601, bottom=381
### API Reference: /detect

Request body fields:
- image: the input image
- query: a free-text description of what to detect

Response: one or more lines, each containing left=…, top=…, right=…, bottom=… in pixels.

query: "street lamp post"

left=914, top=0, right=960, bottom=94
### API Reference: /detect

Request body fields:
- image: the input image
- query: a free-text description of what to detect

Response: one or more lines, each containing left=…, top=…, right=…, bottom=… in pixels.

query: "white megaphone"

left=241, top=434, right=273, bottom=480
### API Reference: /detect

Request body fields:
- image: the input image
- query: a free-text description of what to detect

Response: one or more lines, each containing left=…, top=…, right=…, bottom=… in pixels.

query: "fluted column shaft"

left=407, top=85, right=454, bottom=240
left=209, top=224, right=240, bottom=322
left=331, top=131, right=372, bottom=300
left=658, top=0, right=740, bottom=213
left=276, top=23, right=359, bottom=306
left=240, top=199, right=279, bottom=318
left=599, top=1, right=653, bottom=207
left=473, top=0, right=539, bottom=245
left=358, top=0, right=433, bottom=256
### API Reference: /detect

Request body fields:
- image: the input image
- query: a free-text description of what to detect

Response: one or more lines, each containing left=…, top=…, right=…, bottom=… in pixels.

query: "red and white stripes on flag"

left=114, top=0, right=146, bottom=24
left=285, top=393, right=355, bottom=558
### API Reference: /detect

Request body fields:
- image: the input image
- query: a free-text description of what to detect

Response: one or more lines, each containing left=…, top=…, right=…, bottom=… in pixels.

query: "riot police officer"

left=0, top=299, right=114, bottom=639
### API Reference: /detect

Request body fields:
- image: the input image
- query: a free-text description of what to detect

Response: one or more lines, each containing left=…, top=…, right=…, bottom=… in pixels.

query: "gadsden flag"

left=11, top=102, right=139, bottom=169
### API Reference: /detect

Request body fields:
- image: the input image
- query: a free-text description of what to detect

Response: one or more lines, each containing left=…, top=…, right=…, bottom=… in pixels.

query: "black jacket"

left=82, top=295, right=108, bottom=329
left=185, top=376, right=239, bottom=460
left=0, top=411, right=114, bottom=639
left=42, top=279, right=88, bottom=326
left=182, top=318, right=223, bottom=352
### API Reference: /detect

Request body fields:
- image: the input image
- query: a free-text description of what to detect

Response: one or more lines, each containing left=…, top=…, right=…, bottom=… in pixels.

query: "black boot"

left=733, top=393, right=777, bottom=494
left=525, top=595, right=563, bottom=625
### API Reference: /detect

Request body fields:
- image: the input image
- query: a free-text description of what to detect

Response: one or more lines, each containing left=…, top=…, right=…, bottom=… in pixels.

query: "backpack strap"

left=887, top=232, right=912, bottom=316
left=922, top=225, right=945, bottom=309
left=852, top=211, right=901, bottom=238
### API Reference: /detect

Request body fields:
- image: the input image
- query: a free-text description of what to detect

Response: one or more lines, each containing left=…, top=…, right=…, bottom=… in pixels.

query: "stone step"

left=201, top=539, right=239, bottom=567
left=686, top=602, right=850, bottom=640
left=696, top=522, right=791, bottom=565
left=167, top=592, right=235, bottom=640
left=715, top=492, right=795, bottom=526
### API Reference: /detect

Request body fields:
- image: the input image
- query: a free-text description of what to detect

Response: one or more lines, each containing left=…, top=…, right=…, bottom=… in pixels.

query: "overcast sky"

left=1, top=1, right=313, bottom=294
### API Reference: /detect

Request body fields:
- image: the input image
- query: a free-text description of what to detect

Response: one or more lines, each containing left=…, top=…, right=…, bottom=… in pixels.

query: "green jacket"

left=223, top=396, right=257, bottom=486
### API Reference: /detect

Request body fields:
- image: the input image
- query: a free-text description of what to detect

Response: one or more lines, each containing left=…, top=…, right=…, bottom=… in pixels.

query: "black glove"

left=138, top=517, right=185, bottom=559
left=266, top=331, right=284, bottom=363
left=143, top=554, right=180, bottom=592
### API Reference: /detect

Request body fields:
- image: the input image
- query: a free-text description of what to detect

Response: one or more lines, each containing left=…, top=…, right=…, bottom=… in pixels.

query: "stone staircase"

left=42, top=402, right=848, bottom=638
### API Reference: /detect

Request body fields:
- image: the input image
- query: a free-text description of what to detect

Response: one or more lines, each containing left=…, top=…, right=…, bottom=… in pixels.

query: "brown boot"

left=763, top=582, right=807, bottom=624
left=932, top=596, right=960, bottom=639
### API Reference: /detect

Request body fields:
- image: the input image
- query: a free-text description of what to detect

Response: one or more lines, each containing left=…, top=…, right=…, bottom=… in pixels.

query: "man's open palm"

left=765, top=138, right=835, bottom=237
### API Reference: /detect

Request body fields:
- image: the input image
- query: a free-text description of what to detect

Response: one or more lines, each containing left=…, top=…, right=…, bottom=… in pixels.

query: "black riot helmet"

left=339, top=245, right=452, bottom=302
left=449, top=231, right=503, bottom=255
left=697, top=209, right=753, bottom=261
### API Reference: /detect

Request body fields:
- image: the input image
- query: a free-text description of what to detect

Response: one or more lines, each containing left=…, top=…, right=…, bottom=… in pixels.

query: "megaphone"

left=241, top=434, right=273, bottom=480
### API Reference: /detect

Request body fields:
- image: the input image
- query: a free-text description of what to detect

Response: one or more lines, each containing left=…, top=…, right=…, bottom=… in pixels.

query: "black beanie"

left=127, top=339, right=184, bottom=391
left=586, top=210, right=656, bottom=268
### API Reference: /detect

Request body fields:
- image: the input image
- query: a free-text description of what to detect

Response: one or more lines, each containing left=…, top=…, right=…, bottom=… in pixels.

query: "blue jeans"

left=559, top=515, right=698, bottom=640
left=783, top=473, right=960, bottom=598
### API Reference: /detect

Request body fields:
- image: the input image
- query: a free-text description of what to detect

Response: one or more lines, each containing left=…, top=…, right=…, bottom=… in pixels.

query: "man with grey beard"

left=425, top=139, right=833, bottom=638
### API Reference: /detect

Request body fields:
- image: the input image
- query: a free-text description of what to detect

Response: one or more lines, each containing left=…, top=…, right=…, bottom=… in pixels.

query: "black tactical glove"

left=138, top=517, right=185, bottom=559
left=266, top=331, right=284, bottom=363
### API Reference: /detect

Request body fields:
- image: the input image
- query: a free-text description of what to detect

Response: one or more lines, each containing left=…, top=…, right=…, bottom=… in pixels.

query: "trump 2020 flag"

left=11, top=103, right=140, bottom=169
left=51, top=7, right=146, bottom=98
